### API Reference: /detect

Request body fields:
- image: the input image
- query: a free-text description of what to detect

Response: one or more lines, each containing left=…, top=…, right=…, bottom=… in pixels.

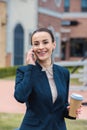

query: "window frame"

left=81, top=0, right=87, bottom=12
left=64, top=0, right=70, bottom=12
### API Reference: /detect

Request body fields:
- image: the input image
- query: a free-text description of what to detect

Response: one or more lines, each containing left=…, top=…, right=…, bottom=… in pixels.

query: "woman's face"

left=32, top=31, right=56, bottom=62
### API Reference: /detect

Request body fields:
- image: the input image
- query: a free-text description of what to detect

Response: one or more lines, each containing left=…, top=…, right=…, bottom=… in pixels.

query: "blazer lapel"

left=36, top=62, right=63, bottom=107
left=36, top=62, right=53, bottom=105
left=36, top=68, right=53, bottom=108
left=53, top=65, right=63, bottom=105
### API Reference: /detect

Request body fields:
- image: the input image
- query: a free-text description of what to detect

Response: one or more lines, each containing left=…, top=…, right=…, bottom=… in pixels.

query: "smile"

left=37, top=51, right=47, bottom=56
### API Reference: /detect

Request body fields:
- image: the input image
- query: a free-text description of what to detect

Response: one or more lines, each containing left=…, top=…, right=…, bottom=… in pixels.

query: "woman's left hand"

left=76, top=105, right=82, bottom=118
left=67, top=105, right=82, bottom=118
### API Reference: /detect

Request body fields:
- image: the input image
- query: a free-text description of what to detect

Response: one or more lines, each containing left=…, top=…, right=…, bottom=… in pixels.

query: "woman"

left=14, top=28, right=80, bottom=130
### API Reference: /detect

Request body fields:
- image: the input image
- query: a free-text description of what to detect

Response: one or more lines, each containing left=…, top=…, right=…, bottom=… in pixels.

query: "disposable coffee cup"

left=69, top=93, right=83, bottom=118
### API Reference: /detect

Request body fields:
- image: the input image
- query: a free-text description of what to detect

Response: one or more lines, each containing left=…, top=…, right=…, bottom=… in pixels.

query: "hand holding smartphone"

left=26, top=48, right=37, bottom=65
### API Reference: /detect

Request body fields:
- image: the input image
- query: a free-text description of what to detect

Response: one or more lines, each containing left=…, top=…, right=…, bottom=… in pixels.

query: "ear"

left=53, top=41, right=56, bottom=50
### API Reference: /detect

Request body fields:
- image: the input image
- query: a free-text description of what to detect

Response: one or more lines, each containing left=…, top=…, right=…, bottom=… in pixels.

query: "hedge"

left=0, top=65, right=82, bottom=78
left=0, top=66, right=18, bottom=78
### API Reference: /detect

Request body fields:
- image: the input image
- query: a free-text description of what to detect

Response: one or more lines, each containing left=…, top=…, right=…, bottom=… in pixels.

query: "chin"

left=38, top=57, right=47, bottom=61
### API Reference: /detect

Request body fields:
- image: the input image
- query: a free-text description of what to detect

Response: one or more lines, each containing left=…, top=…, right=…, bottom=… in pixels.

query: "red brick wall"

left=38, top=13, right=61, bottom=32
left=70, top=0, right=81, bottom=12
left=70, top=18, right=87, bottom=38
left=62, top=18, right=87, bottom=38
left=38, top=0, right=63, bottom=12
left=38, top=0, right=63, bottom=32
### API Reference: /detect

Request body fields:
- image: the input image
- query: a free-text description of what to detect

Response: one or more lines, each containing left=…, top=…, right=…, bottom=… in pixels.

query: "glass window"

left=64, top=0, right=70, bottom=12
left=14, top=24, right=24, bottom=65
left=42, top=0, right=47, bottom=2
left=55, top=0, right=62, bottom=7
left=61, top=20, right=71, bottom=26
left=81, top=0, right=87, bottom=12
left=70, top=39, right=84, bottom=57
left=53, top=33, right=61, bottom=59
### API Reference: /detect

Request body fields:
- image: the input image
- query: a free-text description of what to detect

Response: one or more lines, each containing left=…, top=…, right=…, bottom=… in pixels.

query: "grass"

left=1, top=76, right=16, bottom=80
left=66, top=119, right=87, bottom=130
left=1, top=74, right=83, bottom=86
left=70, top=78, right=83, bottom=86
left=0, top=66, right=84, bottom=86
left=0, top=113, right=23, bottom=130
left=0, top=113, right=87, bottom=130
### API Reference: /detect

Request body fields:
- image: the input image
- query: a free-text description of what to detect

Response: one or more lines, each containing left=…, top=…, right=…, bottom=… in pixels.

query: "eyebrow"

left=43, top=39, right=48, bottom=41
left=33, top=39, right=48, bottom=43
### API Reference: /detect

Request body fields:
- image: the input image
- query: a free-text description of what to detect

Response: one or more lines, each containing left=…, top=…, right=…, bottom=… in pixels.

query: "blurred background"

left=0, top=0, right=87, bottom=67
left=0, top=0, right=87, bottom=130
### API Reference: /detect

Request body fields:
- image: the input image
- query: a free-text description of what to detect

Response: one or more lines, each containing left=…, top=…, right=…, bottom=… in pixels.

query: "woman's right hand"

left=26, top=48, right=36, bottom=65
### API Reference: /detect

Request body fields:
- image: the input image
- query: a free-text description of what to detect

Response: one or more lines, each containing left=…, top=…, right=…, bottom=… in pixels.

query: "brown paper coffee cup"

left=69, top=93, right=83, bottom=118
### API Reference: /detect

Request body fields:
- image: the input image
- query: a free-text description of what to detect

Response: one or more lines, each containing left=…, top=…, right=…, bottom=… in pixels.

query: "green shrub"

left=0, top=66, right=18, bottom=78
left=65, top=66, right=83, bottom=73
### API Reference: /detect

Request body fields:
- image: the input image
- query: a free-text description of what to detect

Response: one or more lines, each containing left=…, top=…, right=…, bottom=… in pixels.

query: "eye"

left=33, top=42, right=39, bottom=46
left=43, top=41, right=49, bottom=44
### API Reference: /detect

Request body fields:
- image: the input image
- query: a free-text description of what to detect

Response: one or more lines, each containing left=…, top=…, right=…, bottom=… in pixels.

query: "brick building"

left=38, top=0, right=87, bottom=61
left=0, top=0, right=87, bottom=67
left=61, top=0, right=87, bottom=60
left=38, top=0, right=62, bottom=61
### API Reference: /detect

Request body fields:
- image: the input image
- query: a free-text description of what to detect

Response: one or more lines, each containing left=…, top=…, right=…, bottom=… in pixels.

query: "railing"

left=55, top=60, right=87, bottom=86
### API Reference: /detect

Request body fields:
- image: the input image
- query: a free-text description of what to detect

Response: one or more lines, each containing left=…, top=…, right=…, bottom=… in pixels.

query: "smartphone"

left=32, top=53, right=35, bottom=60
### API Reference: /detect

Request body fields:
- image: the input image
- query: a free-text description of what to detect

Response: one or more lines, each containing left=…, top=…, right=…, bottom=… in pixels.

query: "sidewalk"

left=0, top=79, right=25, bottom=113
left=0, top=79, right=87, bottom=119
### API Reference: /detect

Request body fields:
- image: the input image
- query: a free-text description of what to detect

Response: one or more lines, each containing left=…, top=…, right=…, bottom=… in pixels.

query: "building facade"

left=38, top=0, right=87, bottom=61
left=38, top=0, right=62, bottom=61
left=0, top=0, right=38, bottom=67
left=61, top=0, right=87, bottom=60
left=0, top=0, right=87, bottom=67
left=6, top=0, right=38, bottom=66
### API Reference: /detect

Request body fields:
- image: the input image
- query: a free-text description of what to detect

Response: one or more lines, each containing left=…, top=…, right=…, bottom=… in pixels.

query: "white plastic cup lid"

left=71, top=93, right=83, bottom=101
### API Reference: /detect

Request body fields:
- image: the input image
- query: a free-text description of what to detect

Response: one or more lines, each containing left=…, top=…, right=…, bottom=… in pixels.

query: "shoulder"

left=16, top=64, right=36, bottom=73
left=53, top=64, right=69, bottom=73
left=53, top=64, right=70, bottom=78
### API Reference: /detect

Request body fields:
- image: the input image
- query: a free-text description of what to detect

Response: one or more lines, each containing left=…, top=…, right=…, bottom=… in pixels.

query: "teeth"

left=38, top=51, right=46, bottom=54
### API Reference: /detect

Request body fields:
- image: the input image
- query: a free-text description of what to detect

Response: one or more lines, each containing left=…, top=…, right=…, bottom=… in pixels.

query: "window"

left=14, top=24, right=24, bottom=65
left=55, top=0, right=62, bottom=7
left=61, top=20, right=79, bottom=26
left=61, top=20, right=71, bottom=26
left=52, top=33, right=61, bottom=60
left=70, top=39, right=84, bottom=57
left=81, top=0, right=87, bottom=12
left=64, top=0, right=70, bottom=12
left=42, top=0, right=47, bottom=2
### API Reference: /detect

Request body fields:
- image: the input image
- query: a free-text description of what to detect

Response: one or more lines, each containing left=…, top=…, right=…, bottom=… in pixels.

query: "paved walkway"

left=0, top=79, right=25, bottom=113
left=0, top=79, right=87, bottom=120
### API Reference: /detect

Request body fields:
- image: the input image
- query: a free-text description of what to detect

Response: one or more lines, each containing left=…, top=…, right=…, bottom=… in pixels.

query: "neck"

left=38, top=59, right=52, bottom=68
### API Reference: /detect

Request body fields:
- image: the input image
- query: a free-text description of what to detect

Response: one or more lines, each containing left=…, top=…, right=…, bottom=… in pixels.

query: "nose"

left=38, top=43, right=44, bottom=49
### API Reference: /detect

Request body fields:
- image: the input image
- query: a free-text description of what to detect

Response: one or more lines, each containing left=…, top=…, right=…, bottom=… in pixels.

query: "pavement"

left=0, top=79, right=87, bottom=120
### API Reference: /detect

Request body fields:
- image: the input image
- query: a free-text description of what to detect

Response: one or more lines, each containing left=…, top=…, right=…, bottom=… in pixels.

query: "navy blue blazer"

left=14, top=62, right=70, bottom=130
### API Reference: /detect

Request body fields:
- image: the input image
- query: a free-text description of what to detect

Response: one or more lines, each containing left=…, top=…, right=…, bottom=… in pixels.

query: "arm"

left=64, top=69, right=70, bottom=118
left=14, top=48, right=36, bottom=103
left=14, top=65, right=35, bottom=103
left=64, top=69, right=76, bottom=119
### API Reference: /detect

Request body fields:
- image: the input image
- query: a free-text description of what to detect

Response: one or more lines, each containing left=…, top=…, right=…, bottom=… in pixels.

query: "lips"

left=37, top=51, right=47, bottom=56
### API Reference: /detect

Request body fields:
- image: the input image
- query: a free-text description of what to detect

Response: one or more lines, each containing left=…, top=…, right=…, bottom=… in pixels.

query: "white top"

left=42, top=65, right=58, bottom=103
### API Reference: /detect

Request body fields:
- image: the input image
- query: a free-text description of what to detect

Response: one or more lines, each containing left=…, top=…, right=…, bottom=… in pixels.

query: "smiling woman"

left=31, top=28, right=56, bottom=67
left=14, top=28, right=82, bottom=130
